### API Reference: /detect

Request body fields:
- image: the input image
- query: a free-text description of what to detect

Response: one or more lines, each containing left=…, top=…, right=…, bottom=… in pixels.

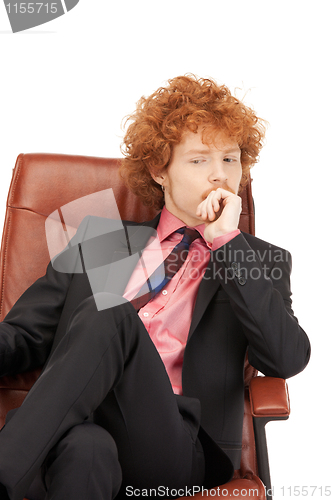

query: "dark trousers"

left=0, top=293, right=232, bottom=500
left=0, top=294, right=233, bottom=500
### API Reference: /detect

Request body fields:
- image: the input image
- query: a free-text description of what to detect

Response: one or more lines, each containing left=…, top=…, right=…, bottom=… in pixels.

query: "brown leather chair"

left=0, top=153, right=291, bottom=500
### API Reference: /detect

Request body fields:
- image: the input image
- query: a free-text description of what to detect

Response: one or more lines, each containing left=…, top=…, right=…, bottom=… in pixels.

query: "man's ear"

left=150, top=171, right=165, bottom=187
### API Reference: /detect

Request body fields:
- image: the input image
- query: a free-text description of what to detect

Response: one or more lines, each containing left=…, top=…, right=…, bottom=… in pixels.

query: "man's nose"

left=208, top=161, right=228, bottom=183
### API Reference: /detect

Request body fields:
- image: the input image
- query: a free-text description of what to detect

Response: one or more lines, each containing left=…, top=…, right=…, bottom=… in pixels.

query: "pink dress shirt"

left=123, top=207, right=240, bottom=394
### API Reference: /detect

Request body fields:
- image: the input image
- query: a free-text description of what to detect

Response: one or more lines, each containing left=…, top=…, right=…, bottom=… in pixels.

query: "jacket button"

left=238, top=276, right=247, bottom=286
left=231, top=262, right=238, bottom=271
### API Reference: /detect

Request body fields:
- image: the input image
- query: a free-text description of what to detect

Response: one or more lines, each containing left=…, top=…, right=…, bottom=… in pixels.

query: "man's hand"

left=196, top=188, right=242, bottom=243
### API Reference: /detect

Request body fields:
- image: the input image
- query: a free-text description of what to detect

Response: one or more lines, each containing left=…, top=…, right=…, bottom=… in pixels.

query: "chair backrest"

left=0, top=152, right=258, bottom=477
left=0, top=153, right=255, bottom=320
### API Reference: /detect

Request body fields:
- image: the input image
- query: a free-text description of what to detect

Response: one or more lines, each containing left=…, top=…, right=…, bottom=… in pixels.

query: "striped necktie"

left=130, top=227, right=200, bottom=311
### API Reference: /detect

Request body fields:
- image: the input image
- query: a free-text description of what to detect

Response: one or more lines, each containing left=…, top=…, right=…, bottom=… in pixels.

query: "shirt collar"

left=157, top=206, right=208, bottom=245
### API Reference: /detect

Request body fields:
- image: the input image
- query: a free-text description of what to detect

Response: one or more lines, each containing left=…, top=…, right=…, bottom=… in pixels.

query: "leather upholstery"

left=0, top=153, right=281, bottom=499
left=190, top=477, right=266, bottom=499
left=249, top=376, right=290, bottom=418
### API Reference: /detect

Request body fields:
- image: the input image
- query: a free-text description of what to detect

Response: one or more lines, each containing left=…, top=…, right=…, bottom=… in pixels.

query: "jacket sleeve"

left=0, top=216, right=93, bottom=377
left=0, top=216, right=127, bottom=376
left=212, top=232, right=311, bottom=378
left=0, top=261, right=72, bottom=377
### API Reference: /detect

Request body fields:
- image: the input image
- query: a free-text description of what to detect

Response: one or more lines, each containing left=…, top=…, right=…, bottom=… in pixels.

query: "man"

left=0, top=75, right=310, bottom=500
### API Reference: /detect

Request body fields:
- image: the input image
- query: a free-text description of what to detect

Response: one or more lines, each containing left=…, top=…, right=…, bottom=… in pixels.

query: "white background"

left=0, top=1, right=332, bottom=498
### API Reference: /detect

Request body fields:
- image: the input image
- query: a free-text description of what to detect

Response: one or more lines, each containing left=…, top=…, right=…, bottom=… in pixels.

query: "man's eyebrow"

left=184, top=147, right=241, bottom=156
left=184, top=149, right=212, bottom=156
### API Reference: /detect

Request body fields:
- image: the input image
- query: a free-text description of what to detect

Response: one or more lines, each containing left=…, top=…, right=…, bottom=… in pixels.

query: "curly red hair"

left=119, top=74, right=266, bottom=210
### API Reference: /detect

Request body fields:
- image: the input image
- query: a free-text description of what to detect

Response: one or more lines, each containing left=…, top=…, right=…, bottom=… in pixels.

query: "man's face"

left=154, top=129, right=242, bottom=227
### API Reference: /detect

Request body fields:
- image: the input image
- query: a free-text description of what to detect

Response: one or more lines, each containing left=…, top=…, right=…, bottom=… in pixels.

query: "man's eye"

left=224, top=158, right=234, bottom=163
left=191, top=159, right=202, bottom=164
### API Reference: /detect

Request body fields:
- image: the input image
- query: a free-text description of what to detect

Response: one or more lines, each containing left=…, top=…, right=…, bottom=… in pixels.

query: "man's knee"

left=71, top=293, right=135, bottom=324
left=45, top=422, right=122, bottom=491
left=63, top=293, right=147, bottom=370
left=62, top=421, right=118, bottom=459
left=66, top=293, right=136, bottom=343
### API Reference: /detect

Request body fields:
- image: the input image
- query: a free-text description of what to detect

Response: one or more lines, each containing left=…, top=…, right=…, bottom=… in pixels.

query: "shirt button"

left=162, top=290, right=168, bottom=295
left=143, top=312, right=149, bottom=317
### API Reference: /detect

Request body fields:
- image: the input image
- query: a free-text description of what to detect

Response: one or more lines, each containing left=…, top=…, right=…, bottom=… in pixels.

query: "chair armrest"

left=249, top=376, right=290, bottom=418
left=249, top=376, right=290, bottom=500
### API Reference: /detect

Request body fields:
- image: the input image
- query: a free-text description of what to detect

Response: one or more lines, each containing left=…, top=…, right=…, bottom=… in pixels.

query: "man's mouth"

left=201, top=185, right=235, bottom=201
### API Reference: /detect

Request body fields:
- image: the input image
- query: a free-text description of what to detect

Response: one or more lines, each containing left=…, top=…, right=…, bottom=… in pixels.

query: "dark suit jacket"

left=0, top=213, right=311, bottom=468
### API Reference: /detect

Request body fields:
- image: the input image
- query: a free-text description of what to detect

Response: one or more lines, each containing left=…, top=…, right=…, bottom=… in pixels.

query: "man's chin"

left=179, top=212, right=205, bottom=228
